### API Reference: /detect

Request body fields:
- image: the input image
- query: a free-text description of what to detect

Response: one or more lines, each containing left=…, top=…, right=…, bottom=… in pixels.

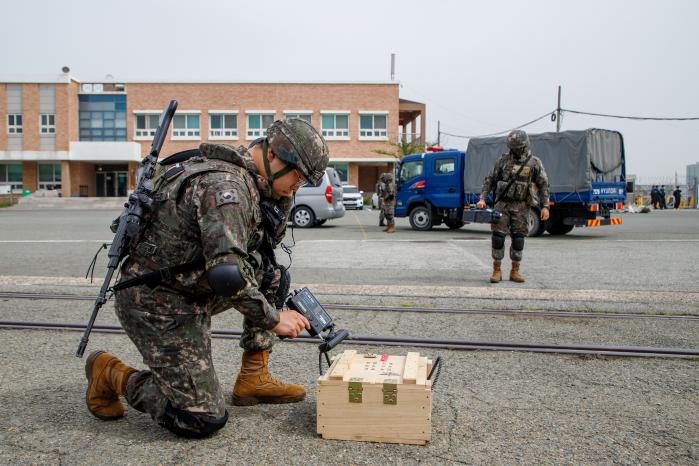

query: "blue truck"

left=394, top=129, right=628, bottom=236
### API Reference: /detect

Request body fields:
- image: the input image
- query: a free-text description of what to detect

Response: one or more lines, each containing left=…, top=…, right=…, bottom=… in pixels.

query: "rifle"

left=75, top=100, right=178, bottom=358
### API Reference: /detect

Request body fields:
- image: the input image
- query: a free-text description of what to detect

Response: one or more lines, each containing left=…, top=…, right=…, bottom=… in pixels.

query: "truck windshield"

left=399, top=160, right=423, bottom=183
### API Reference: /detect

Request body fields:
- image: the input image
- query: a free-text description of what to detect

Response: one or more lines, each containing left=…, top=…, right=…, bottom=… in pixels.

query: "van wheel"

left=409, top=206, right=433, bottom=231
left=527, top=208, right=546, bottom=237
left=292, top=206, right=315, bottom=228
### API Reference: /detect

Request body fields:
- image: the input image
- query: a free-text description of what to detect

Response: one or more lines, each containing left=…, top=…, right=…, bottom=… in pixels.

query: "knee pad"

left=492, top=232, right=506, bottom=250
left=160, top=401, right=228, bottom=439
left=512, top=234, right=525, bottom=251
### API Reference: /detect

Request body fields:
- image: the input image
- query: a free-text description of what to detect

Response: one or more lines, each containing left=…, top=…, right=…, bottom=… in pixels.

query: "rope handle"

left=428, top=356, right=443, bottom=388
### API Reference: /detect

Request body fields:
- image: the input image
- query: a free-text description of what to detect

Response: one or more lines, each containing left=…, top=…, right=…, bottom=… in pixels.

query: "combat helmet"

left=506, top=129, right=530, bottom=150
left=266, top=118, right=329, bottom=186
left=380, top=172, right=394, bottom=183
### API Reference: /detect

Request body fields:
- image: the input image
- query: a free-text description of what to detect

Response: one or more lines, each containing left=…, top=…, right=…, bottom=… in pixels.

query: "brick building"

left=0, top=72, right=425, bottom=197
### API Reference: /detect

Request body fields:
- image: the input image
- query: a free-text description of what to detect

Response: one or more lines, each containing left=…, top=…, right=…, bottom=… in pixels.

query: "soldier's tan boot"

left=489, top=260, right=502, bottom=283
left=385, top=224, right=396, bottom=233
left=510, top=261, right=525, bottom=283
left=232, top=350, right=306, bottom=406
left=85, top=351, right=137, bottom=420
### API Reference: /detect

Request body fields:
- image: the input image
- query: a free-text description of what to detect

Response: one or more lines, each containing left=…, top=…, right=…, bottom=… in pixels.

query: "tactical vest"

left=126, top=148, right=264, bottom=290
left=495, top=155, right=536, bottom=203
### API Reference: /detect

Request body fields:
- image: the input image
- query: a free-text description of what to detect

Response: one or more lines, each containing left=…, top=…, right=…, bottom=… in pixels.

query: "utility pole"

left=556, top=85, right=562, bottom=132
left=437, top=120, right=440, bottom=146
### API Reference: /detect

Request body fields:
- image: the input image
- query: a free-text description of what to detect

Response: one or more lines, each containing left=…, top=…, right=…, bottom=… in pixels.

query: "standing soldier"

left=673, top=186, right=682, bottom=209
left=84, top=119, right=329, bottom=438
left=476, top=130, right=550, bottom=283
left=375, top=177, right=385, bottom=226
left=379, top=172, right=396, bottom=233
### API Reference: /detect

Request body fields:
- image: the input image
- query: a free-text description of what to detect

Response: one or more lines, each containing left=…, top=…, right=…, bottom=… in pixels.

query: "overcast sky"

left=4, top=0, right=698, bottom=183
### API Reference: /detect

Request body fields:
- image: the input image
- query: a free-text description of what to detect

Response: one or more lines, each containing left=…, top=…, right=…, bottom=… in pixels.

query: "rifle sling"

left=493, top=154, right=532, bottom=205
left=111, top=258, right=205, bottom=292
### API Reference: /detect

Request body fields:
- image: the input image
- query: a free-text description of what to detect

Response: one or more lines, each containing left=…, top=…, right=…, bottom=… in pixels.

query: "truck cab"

left=395, top=149, right=466, bottom=230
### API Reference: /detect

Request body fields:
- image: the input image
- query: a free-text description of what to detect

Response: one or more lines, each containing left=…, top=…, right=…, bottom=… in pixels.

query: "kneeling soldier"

left=85, top=119, right=329, bottom=438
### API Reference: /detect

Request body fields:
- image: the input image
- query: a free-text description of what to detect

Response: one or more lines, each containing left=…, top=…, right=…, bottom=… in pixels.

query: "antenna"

left=390, top=53, right=396, bottom=81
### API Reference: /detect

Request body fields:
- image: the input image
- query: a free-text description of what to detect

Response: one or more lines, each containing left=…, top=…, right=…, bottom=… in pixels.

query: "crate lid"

left=318, top=350, right=432, bottom=387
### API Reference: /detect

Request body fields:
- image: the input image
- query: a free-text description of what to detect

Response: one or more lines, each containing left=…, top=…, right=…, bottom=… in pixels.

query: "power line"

left=439, top=110, right=554, bottom=139
left=562, top=108, right=699, bottom=121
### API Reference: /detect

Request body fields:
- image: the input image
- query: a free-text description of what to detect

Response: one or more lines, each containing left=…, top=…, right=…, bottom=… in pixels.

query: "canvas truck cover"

left=463, top=129, right=625, bottom=194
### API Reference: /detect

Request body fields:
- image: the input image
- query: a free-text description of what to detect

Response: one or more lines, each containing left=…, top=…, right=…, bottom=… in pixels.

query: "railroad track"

left=1, top=291, right=697, bottom=321
left=1, top=320, right=698, bottom=359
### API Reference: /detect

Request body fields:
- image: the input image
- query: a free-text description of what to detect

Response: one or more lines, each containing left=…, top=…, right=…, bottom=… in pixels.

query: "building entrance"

left=95, top=165, right=128, bottom=197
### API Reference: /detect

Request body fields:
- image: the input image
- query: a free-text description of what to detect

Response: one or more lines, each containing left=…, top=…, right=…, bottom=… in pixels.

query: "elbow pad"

left=206, top=262, right=246, bottom=297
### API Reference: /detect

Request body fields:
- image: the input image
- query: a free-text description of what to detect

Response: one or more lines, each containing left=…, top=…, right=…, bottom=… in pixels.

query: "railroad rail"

left=1, top=291, right=697, bottom=321
left=1, top=320, right=698, bottom=359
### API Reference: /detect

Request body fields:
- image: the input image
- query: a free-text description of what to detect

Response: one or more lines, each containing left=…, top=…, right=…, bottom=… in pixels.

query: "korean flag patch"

left=215, top=190, right=239, bottom=207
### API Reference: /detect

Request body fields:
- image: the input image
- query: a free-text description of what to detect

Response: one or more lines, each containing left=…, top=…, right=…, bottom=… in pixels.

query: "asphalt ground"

left=0, top=207, right=698, bottom=465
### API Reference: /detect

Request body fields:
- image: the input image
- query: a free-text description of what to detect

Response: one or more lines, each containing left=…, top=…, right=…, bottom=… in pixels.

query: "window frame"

left=133, top=111, right=161, bottom=140
left=246, top=111, right=276, bottom=140
left=38, top=162, right=62, bottom=190
left=171, top=112, right=201, bottom=140
left=0, top=163, right=24, bottom=190
left=7, top=114, right=23, bottom=134
left=40, top=113, right=56, bottom=134
left=208, top=111, right=239, bottom=140
left=283, top=111, right=313, bottom=125
left=358, top=112, right=388, bottom=140
left=320, top=111, right=350, bottom=140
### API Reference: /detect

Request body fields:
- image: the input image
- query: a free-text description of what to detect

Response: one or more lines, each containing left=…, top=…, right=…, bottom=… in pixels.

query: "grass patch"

left=0, top=199, right=14, bottom=208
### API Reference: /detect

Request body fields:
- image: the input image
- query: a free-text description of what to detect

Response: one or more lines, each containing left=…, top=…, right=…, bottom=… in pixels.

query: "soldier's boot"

left=510, top=261, right=525, bottom=283
left=489, top=260, right=502, bottom=283
left=385, top=224, right=396, bottom=233
left=85, top=351, right=137, bottom=420
left=232, top=350, right=305, bottom=406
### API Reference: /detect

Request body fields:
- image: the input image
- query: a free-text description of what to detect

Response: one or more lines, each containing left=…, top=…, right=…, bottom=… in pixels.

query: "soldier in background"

left=379, top=172, right=396, bottom=233
left=375, top=177, right=385, bottom=226
left=477, top=130, right=550, bottom=283
left=673, top=186, right=682, bottom=209
left=659, top=185, right=667, bottom=209
left=84, top=119, right=329, bottom=438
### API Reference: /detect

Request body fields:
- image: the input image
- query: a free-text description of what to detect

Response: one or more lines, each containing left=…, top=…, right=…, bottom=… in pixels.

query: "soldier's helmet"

left=267, top=118, right=329, bottom=186
left=506, top=130, right=530, bottom=150
left=381, top=172, right=394, bottom=182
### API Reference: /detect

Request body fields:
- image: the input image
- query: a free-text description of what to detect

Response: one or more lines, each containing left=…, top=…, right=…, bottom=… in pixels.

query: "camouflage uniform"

left=480, top=132, right=550, bottom=262
left=375, top=179, right=385, bottom=226
left=378, top=173, right=396, bottom=226
left=115, top=143, right=290, bottom=431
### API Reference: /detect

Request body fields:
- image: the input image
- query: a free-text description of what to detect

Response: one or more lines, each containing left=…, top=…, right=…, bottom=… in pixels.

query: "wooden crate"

left=316, top=350, right=433, bottom=445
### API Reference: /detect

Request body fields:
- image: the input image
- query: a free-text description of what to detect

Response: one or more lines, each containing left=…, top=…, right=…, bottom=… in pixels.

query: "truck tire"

left=445, top=220, right=465, bottom=230
left=527, top=208, right=546, bottom=237
left=546, top=220, right=574, bottom=235
left=409, top=206, right=433, bottom=231
left=292, top=206, right=315, bottom=228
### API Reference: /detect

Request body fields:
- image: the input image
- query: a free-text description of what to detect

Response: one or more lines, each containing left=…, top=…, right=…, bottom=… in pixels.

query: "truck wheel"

left=292, top=206, right=315, bottom=228
left=445, top=220, right=465, bottom=229
left=546, top=221, right=574, bottom=235
left=409, top=206, right=433, bottom=231
left=527, top=208, right=546, bottom=237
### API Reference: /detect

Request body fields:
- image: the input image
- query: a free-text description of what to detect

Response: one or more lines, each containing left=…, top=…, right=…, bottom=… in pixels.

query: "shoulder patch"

left=215, top=190, right=239, bottom=207
left=164, top=163, right=185, bottom=180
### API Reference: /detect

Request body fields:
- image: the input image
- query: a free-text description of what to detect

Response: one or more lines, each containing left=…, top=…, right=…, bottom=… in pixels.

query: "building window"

left=134, top=114, right=160, bottom=139
left=209, top=113, right=238, bottom=139
left=172, top=114, right=201, bottom=139
left=321, top=113, right=349, bottom=139
left=80, top=95, right=127, bottom=141
left=284, top=112, right=312, bottom=124
left=247, top=113, right=275, bottom=139
left=0, top=163, right=23, bottom=190
left=40, top=114, right=56, bottom=134
left=359, top=113, right=388, bottom=139
left=7, top=114, right=22, bottom=134
left=38, top=162, right=61, bottom=190
left=329, top=162, right=348, bottom=183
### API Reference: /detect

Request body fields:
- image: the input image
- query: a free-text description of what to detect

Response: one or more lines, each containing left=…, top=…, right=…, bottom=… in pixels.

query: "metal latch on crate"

left=382, top=382, right=397, bottom=405
left=348, top=379, right=363, bottom=403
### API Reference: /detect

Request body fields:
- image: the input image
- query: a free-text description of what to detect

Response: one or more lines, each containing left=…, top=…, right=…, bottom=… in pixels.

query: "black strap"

left=493, top=154, right=532, bottom=205
left=160, top=149, right=201, bottom=166
left=111, top=259, right=205, bottom=292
